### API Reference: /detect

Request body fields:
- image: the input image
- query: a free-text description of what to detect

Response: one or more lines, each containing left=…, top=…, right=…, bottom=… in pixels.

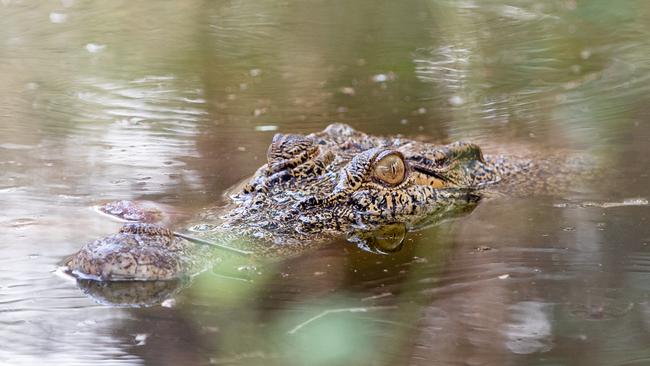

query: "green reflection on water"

left=280, top=300, right=379, bottom=365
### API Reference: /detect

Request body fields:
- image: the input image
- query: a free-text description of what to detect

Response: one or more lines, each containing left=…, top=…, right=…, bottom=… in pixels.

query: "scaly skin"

left=66, top=123, right=535, bottom=281
left=66, top=224, right=190, bottom=281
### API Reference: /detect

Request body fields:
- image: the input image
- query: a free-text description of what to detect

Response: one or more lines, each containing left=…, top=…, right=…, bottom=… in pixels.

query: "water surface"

left=1, top=1, right=650, bottom=365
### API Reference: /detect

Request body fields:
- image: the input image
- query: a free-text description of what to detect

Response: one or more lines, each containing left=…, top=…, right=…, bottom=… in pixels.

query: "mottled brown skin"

left=66, top=123, right=536, bottom=281
left=66, top=224, right=190, bottom=281
left=214, top=123, right=528, bottom=240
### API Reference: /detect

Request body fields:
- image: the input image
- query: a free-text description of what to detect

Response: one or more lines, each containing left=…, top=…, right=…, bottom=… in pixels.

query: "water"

left=1, top=1, right=650, bottom=365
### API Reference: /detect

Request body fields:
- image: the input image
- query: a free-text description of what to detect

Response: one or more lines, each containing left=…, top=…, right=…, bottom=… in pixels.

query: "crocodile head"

left=218, top=123, right=502, bottom=245
left=65, top=123, right=518, bottom=287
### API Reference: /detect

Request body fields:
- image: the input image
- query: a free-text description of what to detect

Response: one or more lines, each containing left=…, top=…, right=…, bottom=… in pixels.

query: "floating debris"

left=371, top=72, right=395, bottom=83
left=253, top=108, right=267, bottom=117
left=288, top=306, right=397, bottom=334
left=554, top=198, right=648, bottom=209
left=134, top=333, right=148, bottom=346
left=372, top=74, right=388, bottom=82
left=255, top=125, right=278, bottom=132
left=595, top=198, right=648, bottom=208
left=85, top=43, right=106, bottom=53
left=361, top=292, right=393, bottom=302
left=474, top=245, right=493, bottom=252
left=49, top=12, right=68, bottom=23
left=340, top=87, right=355, bottom=95
left=448, top=95, right=465, bottom=106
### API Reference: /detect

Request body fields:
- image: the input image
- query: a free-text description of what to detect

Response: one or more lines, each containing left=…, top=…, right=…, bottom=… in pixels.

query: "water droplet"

left=85, top=43, right=106, bottom=53
left=49, top=12, right=68, bottom=23
left=255, top=125, right=278, bottom=132
left=340, top=87, right=355, bottom=95
left=134, top=333, right=148, bottom=346
left=372, top=74, right=388, bottom=82
left=448, top=95, right=465, bottom=106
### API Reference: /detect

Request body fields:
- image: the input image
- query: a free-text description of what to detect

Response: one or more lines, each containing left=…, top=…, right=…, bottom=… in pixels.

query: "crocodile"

left=65, top=123, right=539, bottom=283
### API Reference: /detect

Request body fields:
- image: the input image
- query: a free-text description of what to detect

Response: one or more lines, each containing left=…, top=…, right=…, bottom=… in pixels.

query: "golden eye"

left=373, top=151, right=406, bottom=186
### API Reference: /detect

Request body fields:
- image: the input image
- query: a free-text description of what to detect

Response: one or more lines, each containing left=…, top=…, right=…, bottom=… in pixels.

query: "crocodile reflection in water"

left=65, top=123, right=534, bottom=286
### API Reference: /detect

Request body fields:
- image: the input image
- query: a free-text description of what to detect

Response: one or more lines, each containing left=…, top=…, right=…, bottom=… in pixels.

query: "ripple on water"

left=504, top=301, right=553, bottom=354
left=43, top=75, right=209, bottom=194
left=624, top=252, right=650, bottom=276
left=1, top=1, right=650, bottom=365
left=75, top=75, right=207, bottom=124
left=0, top=143, right=34, bottom=150
left=565, top=299, right=635, bottom=321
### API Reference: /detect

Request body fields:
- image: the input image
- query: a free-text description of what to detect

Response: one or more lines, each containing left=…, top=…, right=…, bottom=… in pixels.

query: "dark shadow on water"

left=76, top=278, right=187, bottom=307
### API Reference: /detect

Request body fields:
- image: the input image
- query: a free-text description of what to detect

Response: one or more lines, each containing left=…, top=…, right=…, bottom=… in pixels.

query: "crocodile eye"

left=373, top=151, right=406, bottom=186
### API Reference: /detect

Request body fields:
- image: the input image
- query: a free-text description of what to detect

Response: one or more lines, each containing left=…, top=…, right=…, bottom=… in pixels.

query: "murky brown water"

left=2, top=1, right=650, bottom=365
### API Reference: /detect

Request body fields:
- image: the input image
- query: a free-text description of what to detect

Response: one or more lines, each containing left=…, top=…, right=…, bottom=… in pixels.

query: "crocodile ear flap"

left=300, top=150, right=372, bottom=208
left=332, top=148, right=378, bottom=192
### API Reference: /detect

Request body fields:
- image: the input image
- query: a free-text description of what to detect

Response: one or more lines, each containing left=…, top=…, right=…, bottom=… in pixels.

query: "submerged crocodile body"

left=66, top=123, right=536, bottom=282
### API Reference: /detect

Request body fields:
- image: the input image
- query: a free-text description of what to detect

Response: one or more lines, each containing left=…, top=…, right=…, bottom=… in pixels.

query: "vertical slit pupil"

left=375, top=153, right=405, bottom=185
